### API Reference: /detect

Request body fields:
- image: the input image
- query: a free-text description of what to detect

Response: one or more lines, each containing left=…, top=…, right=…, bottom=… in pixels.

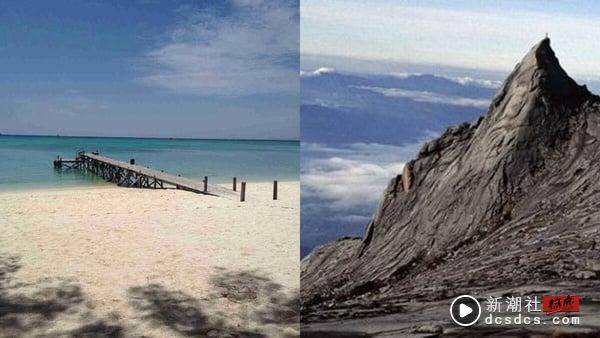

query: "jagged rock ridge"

left=301, top=38, right=600, bottom=321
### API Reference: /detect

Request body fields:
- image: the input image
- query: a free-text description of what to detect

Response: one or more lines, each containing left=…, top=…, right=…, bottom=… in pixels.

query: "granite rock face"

left=301, top=38, right=600, bottom=321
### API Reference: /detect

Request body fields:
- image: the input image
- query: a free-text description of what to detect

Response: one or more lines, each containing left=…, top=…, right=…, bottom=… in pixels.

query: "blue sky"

left=302, top=0, right=600, bottom=79
left=0, top=0, right=299, bottom=139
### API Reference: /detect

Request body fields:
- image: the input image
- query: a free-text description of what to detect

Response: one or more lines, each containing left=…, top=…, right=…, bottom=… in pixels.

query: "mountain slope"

left=301, top=38, right=600, bottom=321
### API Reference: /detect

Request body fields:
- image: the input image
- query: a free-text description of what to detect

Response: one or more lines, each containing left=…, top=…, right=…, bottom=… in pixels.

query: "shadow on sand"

left=128, top=268, right=299, bottom=337
left=0, top=254, right=123, bottom=337
left=0, top=254, right=298, bottom=337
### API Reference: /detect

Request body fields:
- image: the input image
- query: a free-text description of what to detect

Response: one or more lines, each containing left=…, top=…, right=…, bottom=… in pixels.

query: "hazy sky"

left=0, top=0, right=299, bottom=139
left=302, top=0, right=600, bottom=79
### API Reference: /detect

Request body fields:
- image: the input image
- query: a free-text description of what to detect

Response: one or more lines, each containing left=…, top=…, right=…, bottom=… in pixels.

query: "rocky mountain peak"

left=301, top=39, right=600, bottom=321
left=416, top=38, right=591, bottom=165
left=488, top=37, right=589, bottom=123
left=504, top=38, right=586, bottom=97
left=522, top=37, right=565, bottom=76
left=458, top=39, right=593, bottom=189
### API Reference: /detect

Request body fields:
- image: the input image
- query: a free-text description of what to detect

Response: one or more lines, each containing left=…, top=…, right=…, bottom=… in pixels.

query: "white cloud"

left=389, top=72, right=421, bottom=78
left=139, top=0, right=298, bottom=96
left=301, top=1, right=600, bottom=76
left=302, top=156, right=404, bottom=209
left=441, top=76, right=502, bottom=89
left=301, top=137, right=433, bottom=211
left=354, top=86, right=490, bottom=108
left=389, top=72, right=501, bottom=89
left=300, top=67, right=335, bottom=77
left=328, top=214, right=372, bottom=224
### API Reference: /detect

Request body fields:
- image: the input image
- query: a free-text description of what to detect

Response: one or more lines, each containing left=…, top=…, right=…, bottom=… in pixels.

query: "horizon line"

left=300, top=52, right=600, bottom=82
left=0, top=133, right=299, bottom=143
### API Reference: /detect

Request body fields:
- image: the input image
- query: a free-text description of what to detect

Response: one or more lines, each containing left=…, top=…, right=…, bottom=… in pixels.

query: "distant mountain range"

left=301, top=69, right=498, bottom=145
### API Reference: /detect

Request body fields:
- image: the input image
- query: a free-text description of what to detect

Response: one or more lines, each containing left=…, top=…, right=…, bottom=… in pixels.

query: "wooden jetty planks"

left=78, top=152, right=236, bottom=198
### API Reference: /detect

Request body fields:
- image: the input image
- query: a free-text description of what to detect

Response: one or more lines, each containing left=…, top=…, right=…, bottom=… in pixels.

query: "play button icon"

left=459, top=303, right=473, bottom=317
left=450, top=295, right=480, bottom=326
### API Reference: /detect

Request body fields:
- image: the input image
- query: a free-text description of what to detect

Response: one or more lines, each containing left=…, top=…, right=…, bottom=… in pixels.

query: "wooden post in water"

left=273, top=180, right=278, bottom=200
left=204, top=176, right=208, bottom=193
left=240, top=182, right=246, bottom=202
left=233, top=177, right=237, bottom=191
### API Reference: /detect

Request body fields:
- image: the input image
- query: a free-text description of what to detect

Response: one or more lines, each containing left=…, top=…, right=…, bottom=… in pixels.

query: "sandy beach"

left=0, top=181, right=299, bottom=337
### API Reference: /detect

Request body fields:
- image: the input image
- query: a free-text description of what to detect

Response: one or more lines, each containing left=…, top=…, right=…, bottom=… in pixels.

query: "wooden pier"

left=54, top=152, right=236, bottom=198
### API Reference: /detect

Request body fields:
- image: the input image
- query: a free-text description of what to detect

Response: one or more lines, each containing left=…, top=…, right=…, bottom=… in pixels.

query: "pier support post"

left=233, top=177, right=237, bottom=191
left=240, top=182, right=246, bottom=202
left=204, top=176, right=208, bottom=193
left=273, top=180, right=278, bottom=200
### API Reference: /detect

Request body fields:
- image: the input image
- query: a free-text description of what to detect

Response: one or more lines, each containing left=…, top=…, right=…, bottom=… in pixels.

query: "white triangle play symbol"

left=459, top=303, right=473, bottom=318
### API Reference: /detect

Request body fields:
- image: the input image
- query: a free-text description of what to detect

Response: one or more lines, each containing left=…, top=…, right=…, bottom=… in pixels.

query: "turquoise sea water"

left=0, top=135, right=299, bottom=191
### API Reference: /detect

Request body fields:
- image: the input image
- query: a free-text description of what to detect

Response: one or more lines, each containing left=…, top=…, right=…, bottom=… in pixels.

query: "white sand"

left=0, top=182, right=299, bottom=337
